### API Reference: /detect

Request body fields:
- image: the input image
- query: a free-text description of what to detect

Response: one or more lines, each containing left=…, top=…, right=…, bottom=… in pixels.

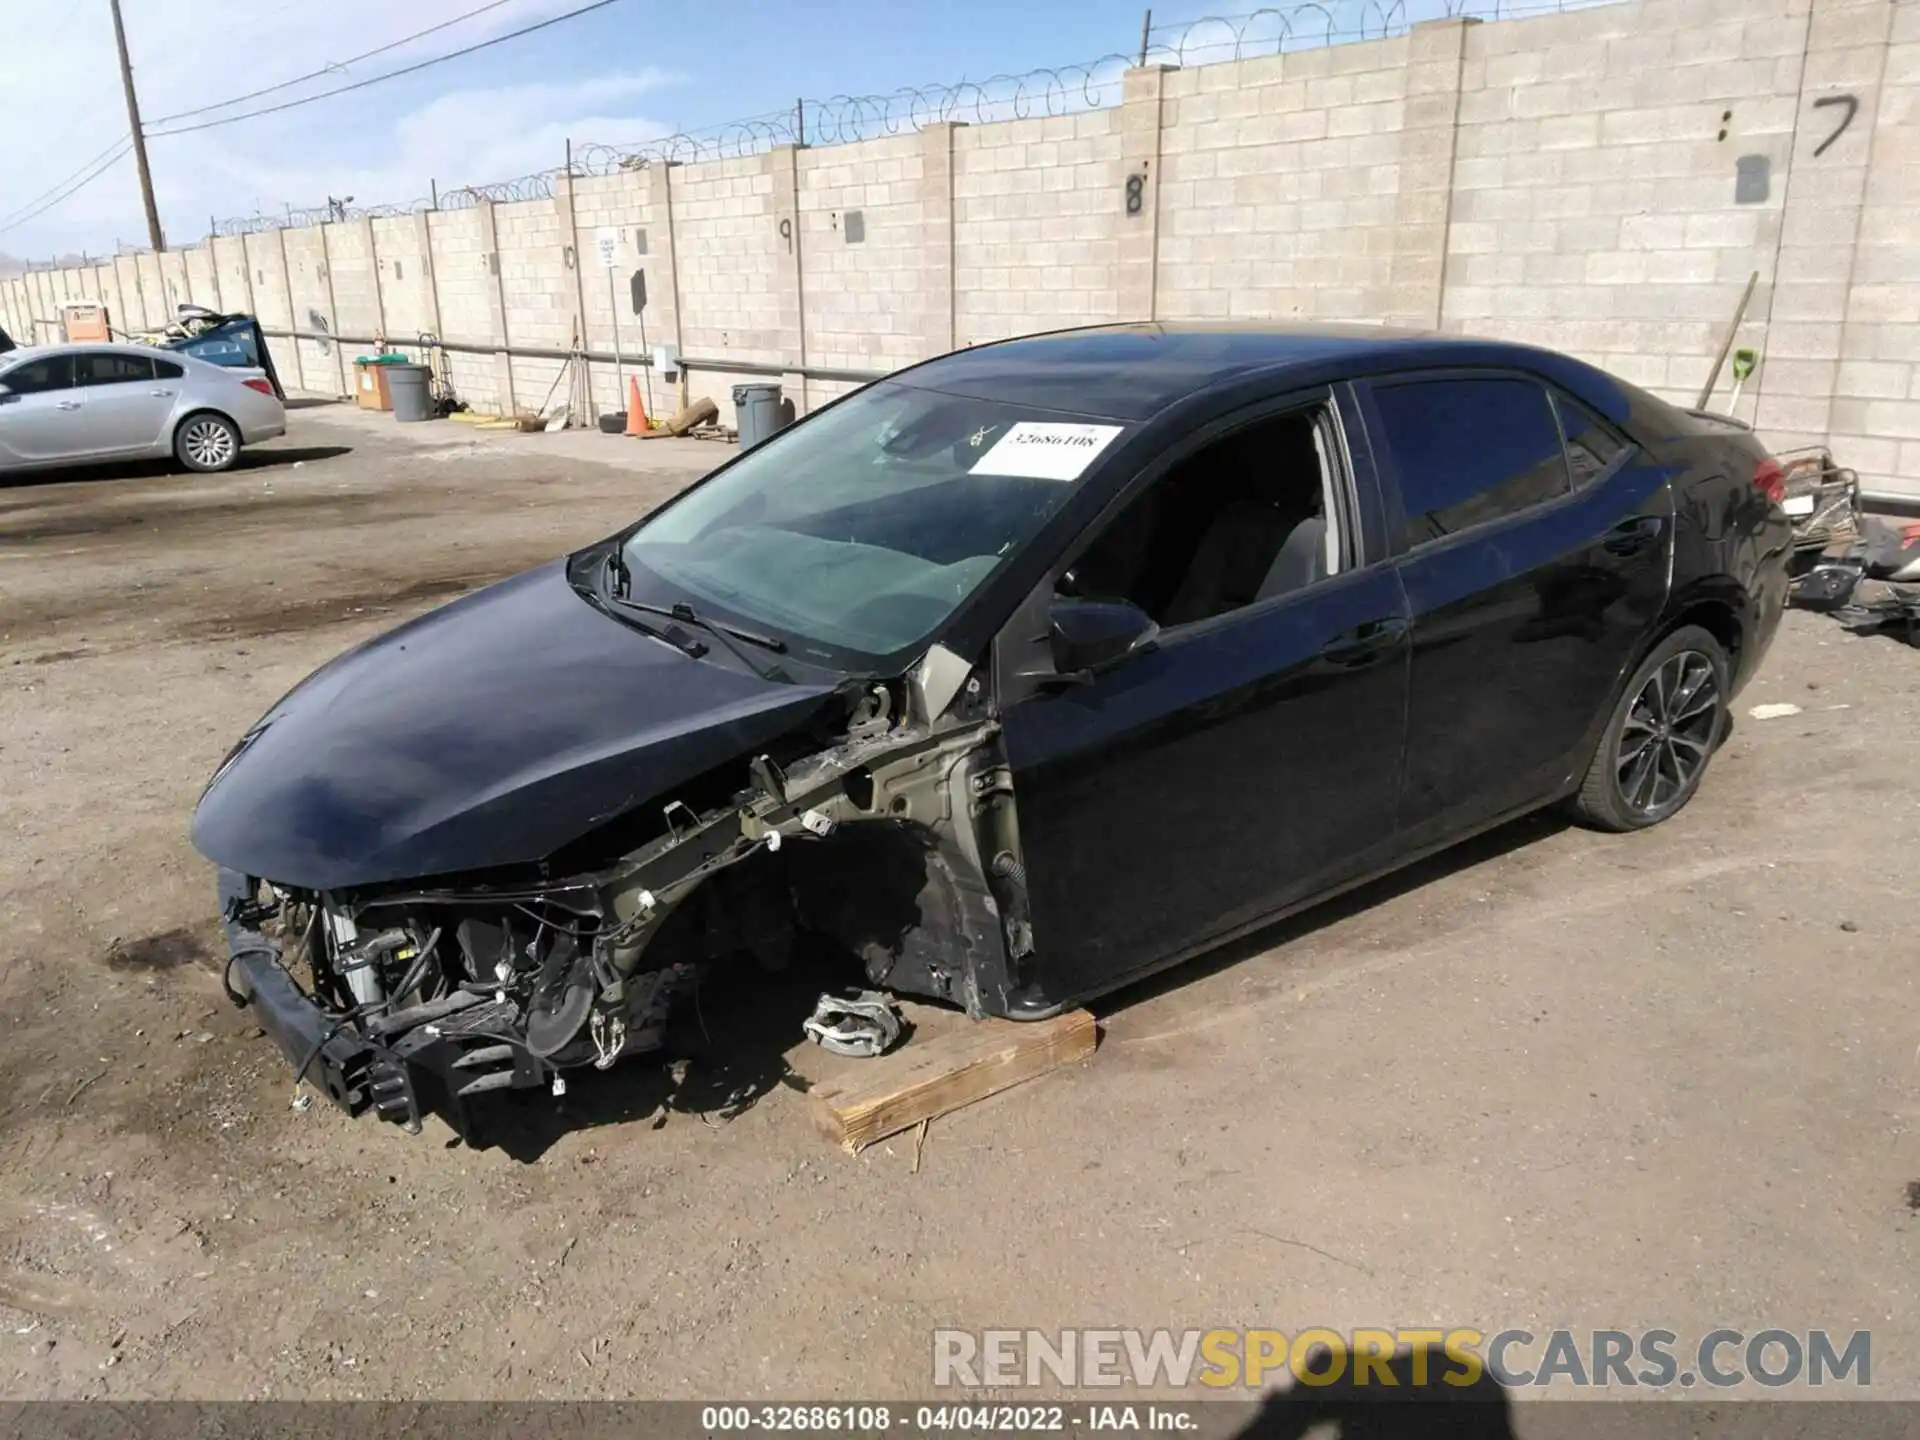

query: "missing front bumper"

left=218, top=869, right=533, bottom=1136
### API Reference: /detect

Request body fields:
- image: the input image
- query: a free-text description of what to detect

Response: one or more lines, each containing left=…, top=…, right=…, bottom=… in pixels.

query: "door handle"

left=54, top=400, right=82, bottom=411
left=149, top=389, right=175, bottom=397
left=1604, top=516, right=1664, bottom=556
left=1320, top=616, right=1409, bottom=667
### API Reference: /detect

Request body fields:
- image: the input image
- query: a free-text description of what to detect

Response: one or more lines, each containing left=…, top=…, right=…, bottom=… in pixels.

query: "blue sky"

left=0, top=0, right=1425, bottom=258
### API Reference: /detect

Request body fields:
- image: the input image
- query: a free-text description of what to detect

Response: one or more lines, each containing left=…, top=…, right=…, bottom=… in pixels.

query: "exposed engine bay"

left=217, top=647, right=1036, bottom=1137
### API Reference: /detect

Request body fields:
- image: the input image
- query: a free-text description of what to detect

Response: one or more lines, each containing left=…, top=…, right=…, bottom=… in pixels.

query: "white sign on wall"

left=595, top=227, right=620, bottom=269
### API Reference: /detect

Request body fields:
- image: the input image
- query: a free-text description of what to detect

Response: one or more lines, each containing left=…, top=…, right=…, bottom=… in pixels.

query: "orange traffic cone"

left=624, top=376, right=650, bottom=436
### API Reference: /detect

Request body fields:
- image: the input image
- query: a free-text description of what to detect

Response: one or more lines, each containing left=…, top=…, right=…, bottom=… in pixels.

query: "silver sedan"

left=0, top=342, right=287, bottom=477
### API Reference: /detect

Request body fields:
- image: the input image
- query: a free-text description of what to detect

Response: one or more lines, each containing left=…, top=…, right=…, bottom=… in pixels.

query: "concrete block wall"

left=324, top=221, right=382, bottom=350
left=370, top=215, right=434, bottom=340
left=211, top=236, right=252, bottom=317
left=493, top=196, right=570, bottom=413
left=425, top=207, right=501, bottom=409
left=1442, top=0, right=1804, bottom=412
left=671, top=152, right=794, bottom=417
left=953, top=107, right=1126, bottom=345
left=1830, top=0, right=1920, bottom=482
left=567, top=168, right=678, bottom=420
left=247, top=230, right=301, bottom=391
left=799, top=131, right=935, bottom=376
left=1156, top=36, right=1412, bottom=322
left=5, top=0, right=1918, bottom=492
left=183, top=246, right=218, bottom=310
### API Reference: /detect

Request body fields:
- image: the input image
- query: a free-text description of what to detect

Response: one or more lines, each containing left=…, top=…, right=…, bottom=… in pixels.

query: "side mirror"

left=0, top=383, right=15, bottom=405
left=1049, top=597, right=1158, bottom=679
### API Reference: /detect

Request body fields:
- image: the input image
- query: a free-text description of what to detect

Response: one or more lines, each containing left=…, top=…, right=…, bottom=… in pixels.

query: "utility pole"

left=109, top=0, right=166, bottom=252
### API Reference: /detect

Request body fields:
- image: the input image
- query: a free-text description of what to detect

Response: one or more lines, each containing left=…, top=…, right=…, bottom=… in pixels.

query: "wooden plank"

left=807, top=1009, right=1098, bottom=1154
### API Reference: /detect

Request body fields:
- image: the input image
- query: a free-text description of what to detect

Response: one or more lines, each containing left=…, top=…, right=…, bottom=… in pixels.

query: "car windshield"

left=619, top=381, right=1125, bottom=668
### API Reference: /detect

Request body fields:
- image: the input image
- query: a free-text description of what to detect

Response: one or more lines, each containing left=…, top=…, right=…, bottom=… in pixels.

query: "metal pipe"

left=256, top=326, right=888, bottom=384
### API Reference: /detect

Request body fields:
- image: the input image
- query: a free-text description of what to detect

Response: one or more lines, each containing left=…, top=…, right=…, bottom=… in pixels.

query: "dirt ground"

left=1, top=402, right=1917, bottom=1402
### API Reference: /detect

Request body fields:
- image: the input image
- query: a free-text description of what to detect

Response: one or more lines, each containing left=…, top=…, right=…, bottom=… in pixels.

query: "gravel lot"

left=1, top=403, right=1916, bottom=1403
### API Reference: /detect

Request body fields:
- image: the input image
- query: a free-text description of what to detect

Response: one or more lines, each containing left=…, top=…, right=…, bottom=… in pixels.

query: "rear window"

left=76, top=352, right=155, bottom=386
left=175, top=324, right=262, bottom=369
left=1372, top=377, right=1570, bottom=546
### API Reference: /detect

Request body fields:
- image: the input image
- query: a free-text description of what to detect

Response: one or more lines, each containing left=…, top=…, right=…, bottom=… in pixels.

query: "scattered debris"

left=1789, top=496, right=1920, bottom=647
left=911, top=1116, right=930, bottom=1174
left=634, top=396, right=719, bottom=439
left=1840, top=920, right=1860, bottom=933
left=64, top=1069, right=107, bottom=1108
left=1748, top=703, right=1803, bottom=720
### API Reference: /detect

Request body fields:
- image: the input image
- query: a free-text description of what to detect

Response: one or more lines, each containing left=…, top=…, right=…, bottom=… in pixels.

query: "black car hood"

left=192, top=561, right=839, bottom=891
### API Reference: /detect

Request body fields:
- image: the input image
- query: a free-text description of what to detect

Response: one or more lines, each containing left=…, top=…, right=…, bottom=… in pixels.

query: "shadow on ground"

left=1229, top=1343, right=1517, bottom=1440
left=460, top=940, right=863, bottom=1163
left=0, top=444, right=352, bottom=489
left=455, top=809, right=1575, bottom=1162
left=1103, top=807, right=1571, bottom=1018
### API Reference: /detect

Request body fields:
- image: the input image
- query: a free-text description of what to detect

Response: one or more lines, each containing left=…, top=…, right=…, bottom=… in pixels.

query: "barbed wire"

left=196, top=0, right=1614, bottom=241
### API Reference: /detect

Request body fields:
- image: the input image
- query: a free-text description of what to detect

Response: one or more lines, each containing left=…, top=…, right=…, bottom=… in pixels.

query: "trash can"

left=353, top=353, right=406, bottom=411
left=388, top=363, right=435, bottom=423
left=732, top=383, right=785, bottom=450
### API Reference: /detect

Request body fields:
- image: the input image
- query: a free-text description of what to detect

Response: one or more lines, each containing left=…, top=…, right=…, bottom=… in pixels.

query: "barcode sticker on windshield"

left=969, top=422, right=1124, bottom=481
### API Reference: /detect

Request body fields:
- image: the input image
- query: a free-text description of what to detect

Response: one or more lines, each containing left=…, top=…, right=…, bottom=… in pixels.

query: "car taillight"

left=242, top=377, right=274, bottom=396
left=1753, top=458, right=1786, bottom=505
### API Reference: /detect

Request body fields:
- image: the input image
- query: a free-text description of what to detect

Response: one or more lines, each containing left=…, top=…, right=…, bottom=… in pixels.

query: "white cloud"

left=0, top=1, right=677, bottom=254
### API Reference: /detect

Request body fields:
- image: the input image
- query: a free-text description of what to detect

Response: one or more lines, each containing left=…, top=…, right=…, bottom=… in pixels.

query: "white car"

left=0, top=342, right=287, bottom=477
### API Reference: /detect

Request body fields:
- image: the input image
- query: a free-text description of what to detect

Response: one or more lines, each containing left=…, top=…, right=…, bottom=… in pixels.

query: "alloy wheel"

left=1615, top=649, right=1720, bottom=817
left=183, top=418, right=236, bottom=469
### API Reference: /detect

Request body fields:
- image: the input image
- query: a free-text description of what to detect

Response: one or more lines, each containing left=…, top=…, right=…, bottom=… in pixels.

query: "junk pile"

left=1784, top=447, right=1920, bottom=645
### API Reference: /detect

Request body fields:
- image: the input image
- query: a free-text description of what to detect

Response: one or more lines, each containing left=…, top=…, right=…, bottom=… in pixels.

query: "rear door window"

left=1552, top=392, right=1631, bottom=486
left=1370, top=376, right=1570, bottom=547
left=76, top=352, right=156, bottom=386
left=1, top=354, right=75, bottom=394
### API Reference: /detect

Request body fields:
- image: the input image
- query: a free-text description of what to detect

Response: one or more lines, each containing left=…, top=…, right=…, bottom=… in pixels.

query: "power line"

left=146, top=0, right=627, bottom=138
left=0, top=145, right=133, bottom=237
left=0, top=137, right=133, bottom=230
left=147, top=0, right=521, bottom=125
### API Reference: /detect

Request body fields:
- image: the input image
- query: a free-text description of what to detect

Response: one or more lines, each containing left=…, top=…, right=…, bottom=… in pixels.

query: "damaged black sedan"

left=195, top=323, right=1790, bottom=1135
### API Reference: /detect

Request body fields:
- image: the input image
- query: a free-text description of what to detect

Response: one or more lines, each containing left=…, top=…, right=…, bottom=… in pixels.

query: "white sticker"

left=1782, top=494, right=1815, bottom=516
left=969, top=422, right=1124, bottom=481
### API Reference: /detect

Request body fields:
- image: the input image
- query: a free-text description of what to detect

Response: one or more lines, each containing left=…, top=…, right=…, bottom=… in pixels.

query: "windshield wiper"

left=629, top=599, right=793, bottom=683
left=592, top=551, right=711, bottom=660
left=605, top=550, right=792, bottom=681
left=610, top=556, right=798, bottom=683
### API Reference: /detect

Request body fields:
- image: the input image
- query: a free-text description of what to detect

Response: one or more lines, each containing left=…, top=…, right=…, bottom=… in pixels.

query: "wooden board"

left=807, top=1009, right=1098, bottom=1154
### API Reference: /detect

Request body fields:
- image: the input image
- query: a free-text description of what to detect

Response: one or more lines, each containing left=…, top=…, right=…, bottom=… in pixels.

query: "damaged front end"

left=215, top=651, right=1036, bottom=1137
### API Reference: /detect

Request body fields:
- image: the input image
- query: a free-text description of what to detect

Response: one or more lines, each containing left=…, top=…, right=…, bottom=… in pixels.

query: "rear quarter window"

left=1553, top=392, right=1631, bottom=485
left=1371, top=376, right=1571, bottom=546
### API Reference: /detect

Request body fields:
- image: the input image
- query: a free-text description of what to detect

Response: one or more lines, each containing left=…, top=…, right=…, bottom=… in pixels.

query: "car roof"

left=888, top=321, right=1612, bottom=421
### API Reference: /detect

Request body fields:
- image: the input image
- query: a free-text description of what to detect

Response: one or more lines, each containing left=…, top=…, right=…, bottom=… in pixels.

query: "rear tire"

left=1570, top=625, right=1728, bottom=833
left=174, top=412, right=241, bottom=473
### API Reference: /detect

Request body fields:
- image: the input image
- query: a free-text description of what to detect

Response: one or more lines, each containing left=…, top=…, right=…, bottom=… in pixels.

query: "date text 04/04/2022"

left=696, top=1405, right=1199, bottom=1432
